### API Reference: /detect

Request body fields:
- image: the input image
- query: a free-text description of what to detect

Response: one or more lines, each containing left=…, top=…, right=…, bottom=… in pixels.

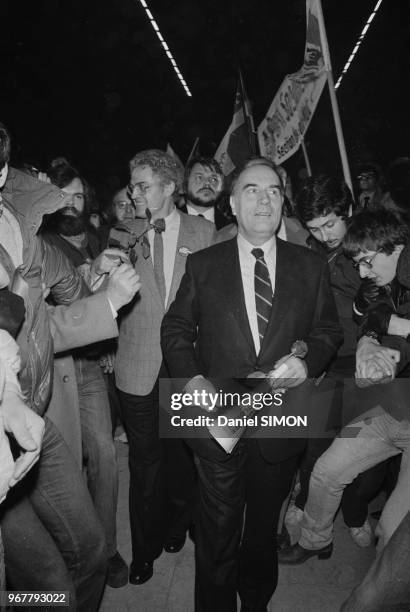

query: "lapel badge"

left=178, top=246, right=192, bottom=257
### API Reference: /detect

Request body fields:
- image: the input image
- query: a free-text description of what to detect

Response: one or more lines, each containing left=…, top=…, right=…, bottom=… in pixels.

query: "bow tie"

left=141, top=219, right=166, bottom=259
left=150, top=218, right=165, bottom=234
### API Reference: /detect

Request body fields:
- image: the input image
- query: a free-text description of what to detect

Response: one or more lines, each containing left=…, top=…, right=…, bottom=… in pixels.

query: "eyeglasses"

left=352, top=249, right=381, bottom=270
left=128, top=181, right=161, bottom=197
left=357, top=173, right=375, bottom=180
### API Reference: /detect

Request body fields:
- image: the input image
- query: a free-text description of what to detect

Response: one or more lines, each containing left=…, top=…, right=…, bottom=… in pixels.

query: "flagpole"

left=238, top=69, right=257, bottom=156
left=301, top=139, right=312, bottom=176
left=186, top=136, right=200, bottom=165
left=316, top=0, right=354, bottom=197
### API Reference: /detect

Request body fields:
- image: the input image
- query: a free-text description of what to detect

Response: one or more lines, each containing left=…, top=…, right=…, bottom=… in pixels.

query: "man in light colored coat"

left=115, top=149, right=214, bottom=585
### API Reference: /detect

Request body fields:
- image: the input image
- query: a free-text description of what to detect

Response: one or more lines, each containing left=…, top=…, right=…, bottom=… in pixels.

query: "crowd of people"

left=0, top=117, right=409, bottom=612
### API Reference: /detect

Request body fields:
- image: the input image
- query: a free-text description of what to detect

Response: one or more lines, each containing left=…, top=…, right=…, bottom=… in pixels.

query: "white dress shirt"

left=186, top=203, right=215, bottom=224
left=148, top=206, right=180, bottom=305
left=237, top=233, right=277, bottom=354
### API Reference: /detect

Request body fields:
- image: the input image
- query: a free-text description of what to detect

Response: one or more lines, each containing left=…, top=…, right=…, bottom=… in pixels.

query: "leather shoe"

left=278, top=542, right=333, bottom=565
left=164, top=534, right=186, bottom=553
left=129, top=561, right=153, bottom=585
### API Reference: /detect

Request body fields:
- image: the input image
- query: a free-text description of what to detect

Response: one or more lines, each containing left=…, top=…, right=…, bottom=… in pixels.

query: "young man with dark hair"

left=279, top=208, right=410, bottom=564
left=280, top=175, right=390, bottom=548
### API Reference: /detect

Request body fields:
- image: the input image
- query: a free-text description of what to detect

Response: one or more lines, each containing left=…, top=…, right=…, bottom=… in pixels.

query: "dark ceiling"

left=1, top=0, right=409, bottom=190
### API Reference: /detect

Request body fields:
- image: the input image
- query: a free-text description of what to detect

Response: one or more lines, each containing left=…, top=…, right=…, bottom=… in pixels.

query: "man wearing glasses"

left=280, top=175, right=392, bottom=550
left=181, top=156, right=232, bottom=229
left=114, top=149, right=215, bottom=585
left=280, top=208, right=410, bottom=566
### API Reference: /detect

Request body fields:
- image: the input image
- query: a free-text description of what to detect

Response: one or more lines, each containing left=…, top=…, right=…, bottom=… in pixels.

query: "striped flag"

left=214, top=71, right=256, bottom=177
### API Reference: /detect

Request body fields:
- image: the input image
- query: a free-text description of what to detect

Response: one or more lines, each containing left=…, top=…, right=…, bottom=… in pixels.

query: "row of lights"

left=137, top=0, right=192, bottom=97
left=335, top=0, right=383, bottom=90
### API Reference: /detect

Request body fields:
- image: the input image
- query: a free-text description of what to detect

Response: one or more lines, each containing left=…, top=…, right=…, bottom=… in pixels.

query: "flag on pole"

left=166, top=143, right=184, bottom=168
left=258, top=0, right=331, bottom=165
left=186, top=137, right=201, bottom=165
left=214, top=71, right=256, bottom=177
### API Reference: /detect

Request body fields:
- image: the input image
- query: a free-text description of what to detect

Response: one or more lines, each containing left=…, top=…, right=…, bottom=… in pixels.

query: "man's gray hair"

left=129, top=149, right=184, bottom=194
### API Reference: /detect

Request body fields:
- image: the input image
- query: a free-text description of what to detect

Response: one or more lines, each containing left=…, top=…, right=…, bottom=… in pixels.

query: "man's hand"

left=37, top=172, right=51, bottom=183
left=268, top=355, right=307, bottom=390
left=106, top=263, right=141, bottom=311
left=355, top=336, right=400, bottom=385
left=91, top=249, right=129, bottom=276
left=184, top=375, right=219, bottom=412
left=99, top=352, right=115, bottom=374
left=353, top=279, right=380, bottom=317
left=1, top=395, right=45, bottom=486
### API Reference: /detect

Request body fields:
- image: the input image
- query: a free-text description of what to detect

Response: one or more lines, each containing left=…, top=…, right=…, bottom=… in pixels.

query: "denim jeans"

left=75, top=357, right=119, bottom=557
left=341, top=511, right=410, bottom=611
left=0, top=418, right=107, bottom=611
left=299, top=407, right=410, bottom=551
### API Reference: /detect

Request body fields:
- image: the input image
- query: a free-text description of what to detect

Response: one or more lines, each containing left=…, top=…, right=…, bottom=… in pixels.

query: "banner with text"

left=258, top=0, right=330, bottom=165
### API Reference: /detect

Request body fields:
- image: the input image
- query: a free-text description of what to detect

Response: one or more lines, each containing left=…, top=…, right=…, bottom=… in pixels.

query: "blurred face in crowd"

left=230, top=164, right=283, bottom=245
left=61, top=177, right=85, bottom=216
left=352, top=245, right=404, bottom=286
left=89, top=213, right=101, bottom=229
left=113, top=188, right=134, bottom=222
left=306, top=212, right=347, bottom=251
left=0, top=163, right=8, bottom=189
left=187, top=163, right=223, bottom=208
left=128, top=165, right=174, bottom=220
left=358, top=172, right=377, bottom=193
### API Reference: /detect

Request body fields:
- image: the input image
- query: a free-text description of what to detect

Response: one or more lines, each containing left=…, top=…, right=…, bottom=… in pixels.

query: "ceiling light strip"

left=335, top=0, right=383, bottom=90
left=137, top=0, right=192, bottom=97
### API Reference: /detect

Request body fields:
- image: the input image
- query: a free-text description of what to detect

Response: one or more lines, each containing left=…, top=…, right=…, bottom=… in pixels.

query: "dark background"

left=2, top=0, right=409, bottom=195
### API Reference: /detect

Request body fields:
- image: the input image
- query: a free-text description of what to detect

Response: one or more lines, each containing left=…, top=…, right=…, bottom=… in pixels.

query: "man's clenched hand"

left=106, top=263, right=141, bottom=311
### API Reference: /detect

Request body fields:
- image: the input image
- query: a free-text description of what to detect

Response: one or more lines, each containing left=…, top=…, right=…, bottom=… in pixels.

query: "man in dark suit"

left=161, top=159, right=342, bottom=611
left=180, top=156, right=233, bottom=229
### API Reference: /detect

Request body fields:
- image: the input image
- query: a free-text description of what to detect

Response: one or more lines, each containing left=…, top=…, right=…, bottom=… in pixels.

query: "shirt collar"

left=149, top=205, right=178, bottom=230
left=186, top=204, right=215, bottom=223
left=237, top=232, right=276, bottom=258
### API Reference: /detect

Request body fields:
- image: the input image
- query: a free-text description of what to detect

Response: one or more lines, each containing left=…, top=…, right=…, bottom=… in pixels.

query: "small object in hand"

left=290, top=340, right=308, bottom=359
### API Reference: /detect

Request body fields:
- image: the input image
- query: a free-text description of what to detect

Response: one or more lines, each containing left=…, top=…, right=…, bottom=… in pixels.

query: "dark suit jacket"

left=161, top=237, right=343, bottom=463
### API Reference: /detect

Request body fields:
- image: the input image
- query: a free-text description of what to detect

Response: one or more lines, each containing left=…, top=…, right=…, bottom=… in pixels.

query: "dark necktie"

left=153, top=219, right=166, bottom=304
left=251, top=248, right=273, bottom=345
left=363, top=195, right=370, bottom=209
